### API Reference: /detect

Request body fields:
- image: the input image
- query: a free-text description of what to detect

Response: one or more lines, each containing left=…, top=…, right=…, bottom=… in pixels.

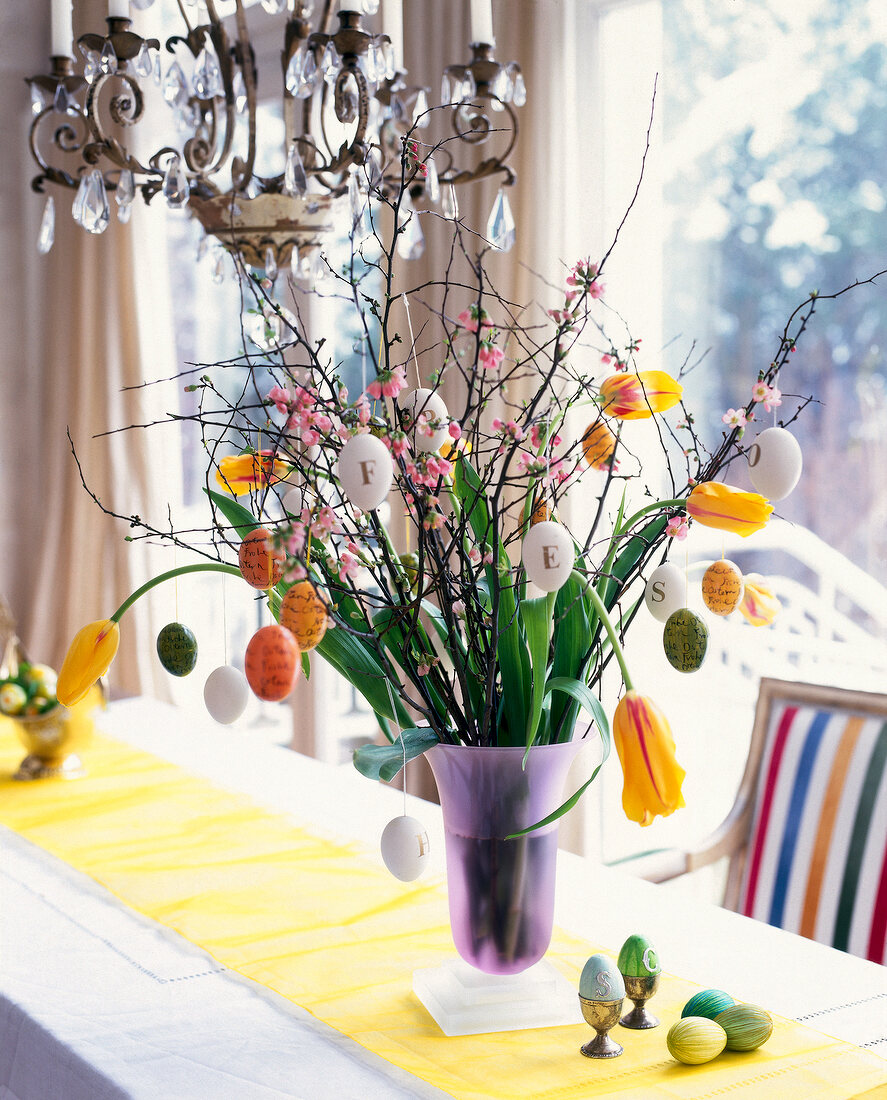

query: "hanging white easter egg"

left=380, top=815, right=430, bottom=881
left=337, top=432, right=393, bottom=511
left=521, top=521, right=574, bottom=592
left=375, top=500, right=392, bottom=526
left=644, top=563, right=686, bottom=623
left=282, top=484, right=309, bottom=518
left=401, top=387, right=450, bottom=452
left=747, top=427, right=803, bottom=502
left=203, top=664, right=250, bottom=724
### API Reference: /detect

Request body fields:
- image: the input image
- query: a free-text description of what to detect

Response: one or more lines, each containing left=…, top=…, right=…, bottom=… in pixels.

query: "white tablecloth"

left=1, top=698, right=884, bottom=1099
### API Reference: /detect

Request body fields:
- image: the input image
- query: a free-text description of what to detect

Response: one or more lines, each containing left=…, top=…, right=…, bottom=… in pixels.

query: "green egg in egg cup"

left=617, top=934, right=662, bottom=1029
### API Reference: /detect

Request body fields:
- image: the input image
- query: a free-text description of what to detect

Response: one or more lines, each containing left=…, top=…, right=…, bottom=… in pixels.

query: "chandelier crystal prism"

left=26, top=0, right=525, bottom=272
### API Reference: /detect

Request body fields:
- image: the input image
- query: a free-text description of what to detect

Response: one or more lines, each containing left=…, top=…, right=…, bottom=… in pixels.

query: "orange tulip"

left=214, top=451, right=291, bottom=496
left=686, top=481, right=773, bottom=537
left=599, top=371, right=683, bottom=420
left=613, top=691, right=686, bottom=827
left=739, top=573, right=781, bottom=626
left=582, top=419, right=618, bottom=470
left=57, top=619, right=120, bottom=706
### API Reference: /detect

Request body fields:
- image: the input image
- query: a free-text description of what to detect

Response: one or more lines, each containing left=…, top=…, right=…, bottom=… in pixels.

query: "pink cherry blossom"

left=448, top=421, right=462, bottom=440
left=763, top=385, right=782, bottom=412
left=337, top=552, right=361, bottom=582
left=721, top=408, right=748, bottom=428
left=666, top=515, right=690, bottom=540
left=457, top=309, right=479, bottom=333
left=751, top=381, right=770, bottom=403
left=267, top=384, right=293, bottom=416
left=478, top=343, right=505, bottom=371
left=366, top=365, right=407, bottom=400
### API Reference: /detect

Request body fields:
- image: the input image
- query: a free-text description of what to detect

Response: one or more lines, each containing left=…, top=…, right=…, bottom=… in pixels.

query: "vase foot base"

left=413, top=958, right=580, bottom=1036
left=13, top=754, right=85, bottom=781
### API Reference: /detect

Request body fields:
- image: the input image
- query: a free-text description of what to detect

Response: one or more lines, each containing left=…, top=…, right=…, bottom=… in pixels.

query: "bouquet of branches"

left=55, top=115, right=873, bottom=834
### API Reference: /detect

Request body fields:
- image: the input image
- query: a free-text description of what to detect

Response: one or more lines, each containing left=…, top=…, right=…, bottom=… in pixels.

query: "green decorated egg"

left=0, top=682, right=28, bottom=715
left=714, top=1003, right=773, bottom=1051
left=667, top=1017, right=727, bottom=1065
left=682, top=989, right=735, bottom=1020
left=156, top=622, right=198, bottom=677
left=578, top=954, right=625, bottom=1002
left=617, top=934, right=661, bottom=978
left=663, top=608, right=709, bottom=673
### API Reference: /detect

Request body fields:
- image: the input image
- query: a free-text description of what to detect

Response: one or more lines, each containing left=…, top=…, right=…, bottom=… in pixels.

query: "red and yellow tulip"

left=686, top=481, right=773, bottom=537
left=214, top=451, right=291, bottom=496
left=57, top=619, right=120, bottom=706
left=613, top=691, right=686, bottom=827
left=739, top=573, right=781, bottom=626
left=582, top=419, right=618, bottom=470
left=599, top=371, right=683, bottom=420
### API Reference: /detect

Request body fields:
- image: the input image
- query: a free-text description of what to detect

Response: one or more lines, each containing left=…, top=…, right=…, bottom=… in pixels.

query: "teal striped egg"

left=681, top=989, right=735, bottom=1020
left=663, top=608, right=709, bottom=673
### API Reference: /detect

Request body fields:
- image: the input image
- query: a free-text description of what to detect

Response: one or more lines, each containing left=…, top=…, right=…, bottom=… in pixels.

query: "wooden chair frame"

left=632, top=678, right=887, bottom=911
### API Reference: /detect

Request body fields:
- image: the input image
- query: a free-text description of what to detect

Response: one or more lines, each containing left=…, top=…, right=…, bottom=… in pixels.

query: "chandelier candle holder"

left=26, top=1, right=526, bottom=271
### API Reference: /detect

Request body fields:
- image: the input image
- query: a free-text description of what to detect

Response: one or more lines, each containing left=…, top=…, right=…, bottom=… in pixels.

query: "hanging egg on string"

left=644, top=563, right=686, bottom=623
left=747, top=427, right=803, bottom=501
left=279, top=580, right=329, bottom=652
left=380, top=815, right=430, bottom=881
left=238, top=527, right=285, bottom=590
left=203, top=664, right=249, bottom=724
left=337, top=432, right=393, bottom=511
left=400, top=388, right=450, bottom=452
left=244, top=624, right=300, bottom=702
left=156, top=622, right=198, bottom=676
left=521, top=520, right=575, bottom=592
left=282, top=483, right=309, bottom=518
left=663, top=609, right=709, bottom=673
left=701, top=559, right=744, bottom=617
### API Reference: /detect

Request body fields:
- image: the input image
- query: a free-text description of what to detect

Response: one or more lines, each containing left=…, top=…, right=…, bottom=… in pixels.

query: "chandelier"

left=27, top=0, right=525, bottom=276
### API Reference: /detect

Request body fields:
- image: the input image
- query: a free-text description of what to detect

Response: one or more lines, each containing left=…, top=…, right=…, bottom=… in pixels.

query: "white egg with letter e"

left=521, top=521, right=574, bottom=592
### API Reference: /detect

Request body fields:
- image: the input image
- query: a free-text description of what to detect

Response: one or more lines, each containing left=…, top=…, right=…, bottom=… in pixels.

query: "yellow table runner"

left=0, top=725, right=885, bottom=1100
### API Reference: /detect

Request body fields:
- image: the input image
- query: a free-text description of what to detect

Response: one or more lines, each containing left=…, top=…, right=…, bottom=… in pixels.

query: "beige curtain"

left=1, top=0, right=176, bottom=698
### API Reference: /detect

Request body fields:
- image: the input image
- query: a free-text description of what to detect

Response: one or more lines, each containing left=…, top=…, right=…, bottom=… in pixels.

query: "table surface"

left=1, top=698, right=885, bottom=1100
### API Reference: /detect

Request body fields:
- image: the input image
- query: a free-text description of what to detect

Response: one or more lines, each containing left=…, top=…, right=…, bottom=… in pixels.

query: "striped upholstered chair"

left=639, top=679, right=887, bottom=964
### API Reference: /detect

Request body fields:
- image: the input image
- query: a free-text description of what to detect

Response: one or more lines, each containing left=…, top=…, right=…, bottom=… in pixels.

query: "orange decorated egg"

left=279, top=581, right=329, bottom=652
left=244, top=624, right=300, bottom=702
left=702, top=559, right=744, bottom=617
left=238, top=527, right=284, bottom=590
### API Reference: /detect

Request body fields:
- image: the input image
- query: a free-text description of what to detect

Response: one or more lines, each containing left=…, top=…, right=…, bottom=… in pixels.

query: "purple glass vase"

left=426, top=740, right=582, bottom=976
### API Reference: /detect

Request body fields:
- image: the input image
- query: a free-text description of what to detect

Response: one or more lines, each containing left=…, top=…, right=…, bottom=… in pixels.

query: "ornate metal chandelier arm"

left=27, top=107, right=88, bottom=192
left=229, top=0, right=258, bottom=193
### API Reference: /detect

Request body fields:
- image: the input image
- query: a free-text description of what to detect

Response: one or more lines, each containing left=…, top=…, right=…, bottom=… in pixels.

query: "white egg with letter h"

left=381, top=815, right=430, bottom=881
left=521, top=521, right=574, bottom=592
left=337, top=432, right=393, bottom=511
left=747, top=426, right=802, bottom=501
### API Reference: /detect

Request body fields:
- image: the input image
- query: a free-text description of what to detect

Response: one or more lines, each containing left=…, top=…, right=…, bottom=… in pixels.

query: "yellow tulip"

left=613, top=691, right=686, bottom=827
left=686, top=481, right=773, bottom=537
left=739, top=573, right=781, bottom=626
left=215, top=451, right=291, bottom=496
left=57, top=620, right=120, bottom=706
left=599, top=370, right=683, bottom=420
left=581, top=419, right=618, bottom=470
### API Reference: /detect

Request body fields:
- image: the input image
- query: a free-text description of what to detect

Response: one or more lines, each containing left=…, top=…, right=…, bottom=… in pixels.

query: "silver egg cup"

left=578, top=995, right=624, bottom=1058
left=619, top=972, right=661, bottom=1029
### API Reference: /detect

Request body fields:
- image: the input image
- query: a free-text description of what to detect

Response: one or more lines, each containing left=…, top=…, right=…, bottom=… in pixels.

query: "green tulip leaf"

left=353, top=727, right=441, bottom=782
